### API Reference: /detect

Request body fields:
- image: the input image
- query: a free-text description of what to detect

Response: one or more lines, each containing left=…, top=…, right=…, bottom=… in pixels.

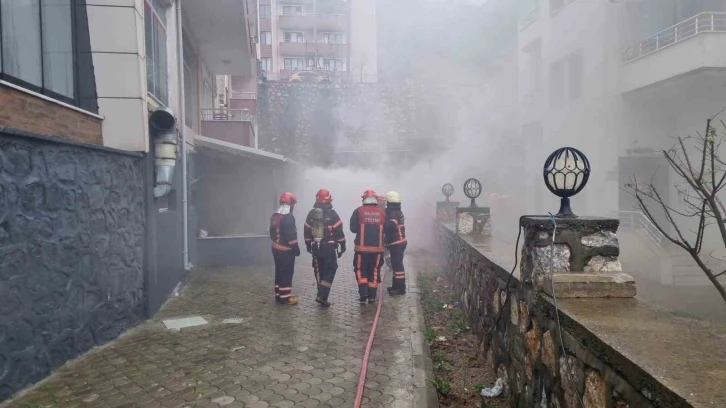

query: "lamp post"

left=463, top=178, right=481, bottom=207
left=442, top=183, right=454, bottom=202
left=437, top=183, right=459, bottom=223
left=543, top=147, right=590, bottom=218
left=456, top=178, right=490, bottom=235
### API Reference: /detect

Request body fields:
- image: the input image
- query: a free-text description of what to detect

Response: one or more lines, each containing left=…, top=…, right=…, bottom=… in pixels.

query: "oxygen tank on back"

left=310, top=207, right=325, bottom=245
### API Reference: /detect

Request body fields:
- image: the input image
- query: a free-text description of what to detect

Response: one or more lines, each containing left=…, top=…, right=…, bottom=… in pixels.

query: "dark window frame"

left=0, top=0, right=80, bottom=106
left=145, top=0, right=168, bottom=105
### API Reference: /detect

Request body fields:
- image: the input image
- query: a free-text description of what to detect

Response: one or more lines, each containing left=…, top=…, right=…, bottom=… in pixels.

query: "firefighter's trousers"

left=353, top=252, right=384, bottom=300
left=273, top=248, right=296, bottom=301
left=313, top=249, right=338, bottom=301
left=388, top=242, right=407, bottom=293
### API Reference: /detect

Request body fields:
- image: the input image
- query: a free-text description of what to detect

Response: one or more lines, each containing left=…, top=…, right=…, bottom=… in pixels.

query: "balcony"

left=621, top=12, right=726, bottom=93
left=278, top=12, right=346, bottom=31
left=279, top=41, right=348, bottom=56
left=201, top=108, right=256, bottom=148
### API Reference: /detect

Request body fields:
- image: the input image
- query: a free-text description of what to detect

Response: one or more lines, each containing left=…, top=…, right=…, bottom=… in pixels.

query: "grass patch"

left=424, top=326, right=438, bottom=342
left=430, top=377, right=452, bottom=396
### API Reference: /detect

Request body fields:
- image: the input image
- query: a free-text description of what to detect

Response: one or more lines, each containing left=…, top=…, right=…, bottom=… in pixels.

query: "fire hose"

left=353, top=264, right=387, bottom=408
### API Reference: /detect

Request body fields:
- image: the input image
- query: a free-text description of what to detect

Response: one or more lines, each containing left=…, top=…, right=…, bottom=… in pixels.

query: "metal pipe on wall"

left=176, top=0, right=190, bottom=271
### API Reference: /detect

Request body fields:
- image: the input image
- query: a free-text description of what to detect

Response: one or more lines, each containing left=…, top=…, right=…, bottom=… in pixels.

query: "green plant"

left=430, top=377, right=452, bottom=396
left=424, top=326, right=438, bottom=342
left=25, top=404, right=43, bottom=408
left=433, top=359, right=455, bottom=372
left=450, top=311, right=469, bottom=334
left=474, top=383, right=486, bottom=394
left=481, top=402, right=500, bottom=408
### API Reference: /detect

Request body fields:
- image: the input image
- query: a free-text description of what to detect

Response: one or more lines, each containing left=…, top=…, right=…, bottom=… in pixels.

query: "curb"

left=407, top=259, right=440, bottom=408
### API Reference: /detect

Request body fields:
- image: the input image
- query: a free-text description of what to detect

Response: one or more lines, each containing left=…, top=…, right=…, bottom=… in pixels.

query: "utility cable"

left=548, top=213, right=585, bottom=408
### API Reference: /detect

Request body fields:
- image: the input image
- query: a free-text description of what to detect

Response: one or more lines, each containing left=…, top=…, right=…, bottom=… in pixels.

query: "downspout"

left=176, top=0, right=191, bottom=271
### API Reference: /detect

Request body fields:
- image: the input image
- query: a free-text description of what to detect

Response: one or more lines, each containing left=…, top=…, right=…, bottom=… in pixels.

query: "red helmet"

left=316, top=189, right=333, bottom=204
left=361, top=189, right=378, bottom=199
left=279, top=192, right=297, bottom=206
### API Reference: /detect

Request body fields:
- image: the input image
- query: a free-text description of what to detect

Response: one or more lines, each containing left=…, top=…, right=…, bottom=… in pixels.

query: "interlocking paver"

left=2, top=253, right=423, bottom=408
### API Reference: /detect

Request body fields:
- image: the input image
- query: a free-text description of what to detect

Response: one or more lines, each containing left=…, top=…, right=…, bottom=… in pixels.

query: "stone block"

left=519, top=301, right=529, bottom=333
left=543, top=273, right=636, bottom=298
left=542, top=330, right=559, bottom=377
left=584, top=369, right=608, bottom=408
left=559, top=355, right=585, bottom=408
left=524, top=328, right=542, bottom=358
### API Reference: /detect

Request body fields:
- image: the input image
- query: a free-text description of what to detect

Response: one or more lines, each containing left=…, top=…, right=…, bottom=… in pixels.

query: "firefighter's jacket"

left=304, top=203, right=346, bottom=253
left=270, top=211, right=299, bottom=252
left=384, top=205, right=407, bottom=247
left=350, top=203, right=386, bottom=253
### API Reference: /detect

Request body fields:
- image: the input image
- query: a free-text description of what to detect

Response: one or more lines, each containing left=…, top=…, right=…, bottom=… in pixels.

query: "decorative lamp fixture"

left=456, top=178, right=490, bottom=236
left=442, top=183, right=454, bottom=201
left=436, top=183, right=459, bottom=223
left=543, top=147, right=591, bottom=218
left=463, top=178, right=482, bottom=207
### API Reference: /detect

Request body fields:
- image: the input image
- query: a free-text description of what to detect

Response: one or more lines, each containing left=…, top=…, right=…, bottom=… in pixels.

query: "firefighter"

left=350, top=190, right=386, bottom=304
left=304, top=189, right=346, bottom=307
left=270, top=192, right=301, bottom=305
left=377, top=195, right=392, bottom=274
left=384, top=191, right=407, bottom=296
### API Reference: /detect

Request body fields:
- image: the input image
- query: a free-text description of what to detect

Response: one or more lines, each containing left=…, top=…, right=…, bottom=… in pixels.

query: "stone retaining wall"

left=0, top=129, right=146, bottom=400
left=435, top=222, right=688, bottom=408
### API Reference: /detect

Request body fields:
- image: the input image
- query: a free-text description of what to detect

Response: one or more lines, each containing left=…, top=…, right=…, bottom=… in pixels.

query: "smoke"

left=291, top=0, right=526, bottom=249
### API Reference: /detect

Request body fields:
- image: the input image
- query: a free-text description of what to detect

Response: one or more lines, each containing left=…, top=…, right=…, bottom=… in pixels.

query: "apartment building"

left=255, top=0, right=378, bottom=83
left=516, top=0, right=726, bottom=217
left=0, top=1, right=296, bottom=399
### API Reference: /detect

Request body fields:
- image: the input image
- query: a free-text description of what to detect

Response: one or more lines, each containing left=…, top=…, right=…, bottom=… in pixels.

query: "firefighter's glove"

left=337, top=242, right=346, bottom=258
left=293, top=245, right=301, bottom=257
left=306, top=243, right=312, bottom=254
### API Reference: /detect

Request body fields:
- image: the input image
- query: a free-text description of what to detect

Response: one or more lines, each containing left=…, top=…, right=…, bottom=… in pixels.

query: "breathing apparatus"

left=310, top=207, right=326, bottom=248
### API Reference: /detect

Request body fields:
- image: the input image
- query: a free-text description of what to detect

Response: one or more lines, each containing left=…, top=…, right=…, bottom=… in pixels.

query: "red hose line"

left=353, top=270, right=385, bottom=408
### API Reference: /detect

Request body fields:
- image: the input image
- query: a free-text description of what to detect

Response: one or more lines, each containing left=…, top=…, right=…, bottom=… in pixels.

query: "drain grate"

left=162, top=316, right=208, bottom=330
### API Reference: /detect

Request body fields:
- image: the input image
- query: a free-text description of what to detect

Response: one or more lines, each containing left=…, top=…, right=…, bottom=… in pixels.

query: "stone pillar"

left=520, top=216, right=636, bottom=298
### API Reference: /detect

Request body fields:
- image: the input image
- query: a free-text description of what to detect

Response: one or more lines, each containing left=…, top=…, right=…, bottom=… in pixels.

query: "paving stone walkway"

left=3, top=253, right=434, bottom=408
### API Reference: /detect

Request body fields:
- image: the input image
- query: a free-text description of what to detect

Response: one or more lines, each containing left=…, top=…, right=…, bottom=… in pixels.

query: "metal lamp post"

left=456, top=178, right=490, bottom=235
left=543, top=147, right=591, bottom=218
left=436, top=183, right=459, bottom=223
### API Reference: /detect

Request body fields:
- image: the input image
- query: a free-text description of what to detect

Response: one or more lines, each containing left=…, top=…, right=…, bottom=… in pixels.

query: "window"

left=283, top=32, right=304, bottom=43
left=323, top=32, right=344, bottom=44
left=549, top=49, right=582, bottom=108
left=259, top=5, right=271, bottom=19
left=322, top=59, right=345, bottom=71
left=183, top=37, right=198, bottom=128
left=0, top=0, right=76, bottom=102
left=261, top=57, right=273, bottom=72
left=282, top=5, right=303, bottom=16
left=145, top=0, right=168, bottom=104
left=260, top=31, right=272, bottom=45
left=284, top=58, right=304, bottom=70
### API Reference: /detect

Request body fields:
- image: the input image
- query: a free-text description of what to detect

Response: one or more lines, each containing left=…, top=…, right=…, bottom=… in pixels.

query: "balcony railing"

left=624, top=12, right=726, bottom=62
left=519, top=6, right=540, bottom=31
left=201, top=108, right=253, bottom=121
left=230, top=91, right=257, bottom=100
left=614, top=210, right=667, bottom=248
left=280, top=11, right=344, bottom=18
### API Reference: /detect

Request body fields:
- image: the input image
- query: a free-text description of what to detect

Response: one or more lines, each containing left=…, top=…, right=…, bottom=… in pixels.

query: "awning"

left=195, top=135, right=297, bottom=164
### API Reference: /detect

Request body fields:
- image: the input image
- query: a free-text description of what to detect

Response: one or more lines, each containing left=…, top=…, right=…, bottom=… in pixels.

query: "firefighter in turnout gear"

left=377, top=195, right=392, bottom=276
left=270, top=192, right=301, bottom=305
left=304, top=189, right=346, bottom=307
left=350, top=190, right=386, bottom=303
left=384, top=191, right=407, bottom=295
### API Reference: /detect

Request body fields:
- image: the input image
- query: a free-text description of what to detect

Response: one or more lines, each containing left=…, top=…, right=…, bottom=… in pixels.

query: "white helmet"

left=385, top=191, right=402, bottom=204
